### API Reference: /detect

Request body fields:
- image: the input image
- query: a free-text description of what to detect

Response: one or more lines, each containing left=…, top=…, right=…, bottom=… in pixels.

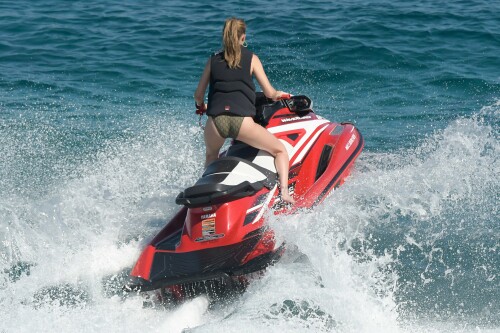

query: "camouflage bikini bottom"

left=212, top=115, right=244, bottom=139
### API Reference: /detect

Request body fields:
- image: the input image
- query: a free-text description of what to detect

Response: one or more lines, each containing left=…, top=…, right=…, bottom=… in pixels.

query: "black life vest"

left=207, top=47, right=256, bottom=117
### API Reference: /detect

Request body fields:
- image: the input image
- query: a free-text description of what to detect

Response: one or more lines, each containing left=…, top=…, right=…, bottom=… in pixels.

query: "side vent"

left=243, top=210, right=259, bottom=226
left=243, top=193, right=268, bottom=226
left=315, top=145, right=333, bottom=181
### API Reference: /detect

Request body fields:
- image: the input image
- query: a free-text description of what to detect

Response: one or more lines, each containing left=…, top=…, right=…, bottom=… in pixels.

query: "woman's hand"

left=195, top=102, right=207, bottom=115
left=273, top=91, right=291, bottom=101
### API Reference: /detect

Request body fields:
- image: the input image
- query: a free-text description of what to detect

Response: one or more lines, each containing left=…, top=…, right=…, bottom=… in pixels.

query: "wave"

left=0, top=101, right=498, bottom=332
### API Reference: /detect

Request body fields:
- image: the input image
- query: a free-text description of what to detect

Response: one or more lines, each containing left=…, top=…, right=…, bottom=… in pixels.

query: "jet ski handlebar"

left=277, top=93, right=291, bottom=100
left=254, top=93, right=314, bottom=127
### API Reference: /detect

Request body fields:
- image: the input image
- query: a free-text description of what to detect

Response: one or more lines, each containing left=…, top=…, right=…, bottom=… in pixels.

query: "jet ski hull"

left=127, top=95, right=364, bottom=295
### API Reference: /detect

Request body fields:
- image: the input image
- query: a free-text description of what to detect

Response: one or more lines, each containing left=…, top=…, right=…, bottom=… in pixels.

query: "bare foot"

left=281, top=192, right=296, bottom=204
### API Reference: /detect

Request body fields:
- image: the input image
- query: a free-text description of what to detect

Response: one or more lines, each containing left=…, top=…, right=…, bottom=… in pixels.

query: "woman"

left=194, top=17, right=295, bottom=204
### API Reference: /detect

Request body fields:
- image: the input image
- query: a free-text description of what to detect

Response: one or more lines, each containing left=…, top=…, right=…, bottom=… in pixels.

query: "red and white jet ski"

left=126, top=94, right=364, bottom=300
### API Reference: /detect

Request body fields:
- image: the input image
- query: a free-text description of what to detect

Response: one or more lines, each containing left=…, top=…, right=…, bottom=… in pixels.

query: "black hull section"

left=127, top=237, right=285, bottom=292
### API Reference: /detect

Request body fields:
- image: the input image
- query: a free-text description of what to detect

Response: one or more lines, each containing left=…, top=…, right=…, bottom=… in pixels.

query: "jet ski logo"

left=195, top=218, right=225, bottom=242
left=345, top=133, right=357, bottom=151
left=281, top=115, right=312, bottom=123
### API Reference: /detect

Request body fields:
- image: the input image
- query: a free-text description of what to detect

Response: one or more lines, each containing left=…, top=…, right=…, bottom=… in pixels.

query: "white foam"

left=0, top=103, right=498, bottom=332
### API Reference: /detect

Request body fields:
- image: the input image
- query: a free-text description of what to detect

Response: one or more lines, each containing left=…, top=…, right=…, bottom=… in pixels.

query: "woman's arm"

left=251, top=54, right=286, bottom=101
left=194, top=58, right=211, bottom=105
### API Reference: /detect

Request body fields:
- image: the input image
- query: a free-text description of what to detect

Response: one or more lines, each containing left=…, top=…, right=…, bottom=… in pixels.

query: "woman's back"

left=207, top=47, right=256, bottom=117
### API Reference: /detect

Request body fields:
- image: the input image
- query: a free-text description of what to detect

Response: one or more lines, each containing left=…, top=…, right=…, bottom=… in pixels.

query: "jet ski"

left=126, top=93, right=364, bottom=300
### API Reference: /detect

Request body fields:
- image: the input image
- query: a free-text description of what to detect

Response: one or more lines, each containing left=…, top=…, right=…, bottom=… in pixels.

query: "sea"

left=0, top=1, right=498, bottom=332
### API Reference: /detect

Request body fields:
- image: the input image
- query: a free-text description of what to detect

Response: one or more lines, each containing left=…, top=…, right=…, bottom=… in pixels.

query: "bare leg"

left=204, top=117, right=225, bottom=167
left=236, top=117, right=295, bottom=204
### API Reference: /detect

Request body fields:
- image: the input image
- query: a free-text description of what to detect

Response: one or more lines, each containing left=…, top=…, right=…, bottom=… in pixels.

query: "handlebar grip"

left=278, top=93, right=291, bottom=100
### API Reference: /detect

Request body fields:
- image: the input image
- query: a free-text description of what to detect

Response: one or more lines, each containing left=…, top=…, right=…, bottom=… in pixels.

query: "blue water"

left=1, top=1, right=498, bottom=332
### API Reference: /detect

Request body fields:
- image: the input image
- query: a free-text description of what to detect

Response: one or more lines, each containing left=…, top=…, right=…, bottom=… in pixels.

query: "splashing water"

left=0, top=102, right=498, bottom=332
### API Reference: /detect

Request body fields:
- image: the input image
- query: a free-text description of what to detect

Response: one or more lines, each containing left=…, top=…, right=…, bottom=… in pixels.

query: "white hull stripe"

left=268, top=119, right=330, bottom=165
left=252, top=185, right=277, bottom=224
left=292, top=123, right=330, bottom=165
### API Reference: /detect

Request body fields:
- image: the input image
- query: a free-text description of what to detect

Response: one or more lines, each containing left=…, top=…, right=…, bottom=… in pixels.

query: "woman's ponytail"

left=222, top=17, right=246, bottom=69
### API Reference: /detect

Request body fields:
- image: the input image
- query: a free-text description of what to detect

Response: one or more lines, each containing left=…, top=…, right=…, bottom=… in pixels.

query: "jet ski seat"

left=176, top=156, right=277, bottom=208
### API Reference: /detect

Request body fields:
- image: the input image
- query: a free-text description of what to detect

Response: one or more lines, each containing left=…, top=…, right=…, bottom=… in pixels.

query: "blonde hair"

left=222, top=17, right=246, bottom=69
